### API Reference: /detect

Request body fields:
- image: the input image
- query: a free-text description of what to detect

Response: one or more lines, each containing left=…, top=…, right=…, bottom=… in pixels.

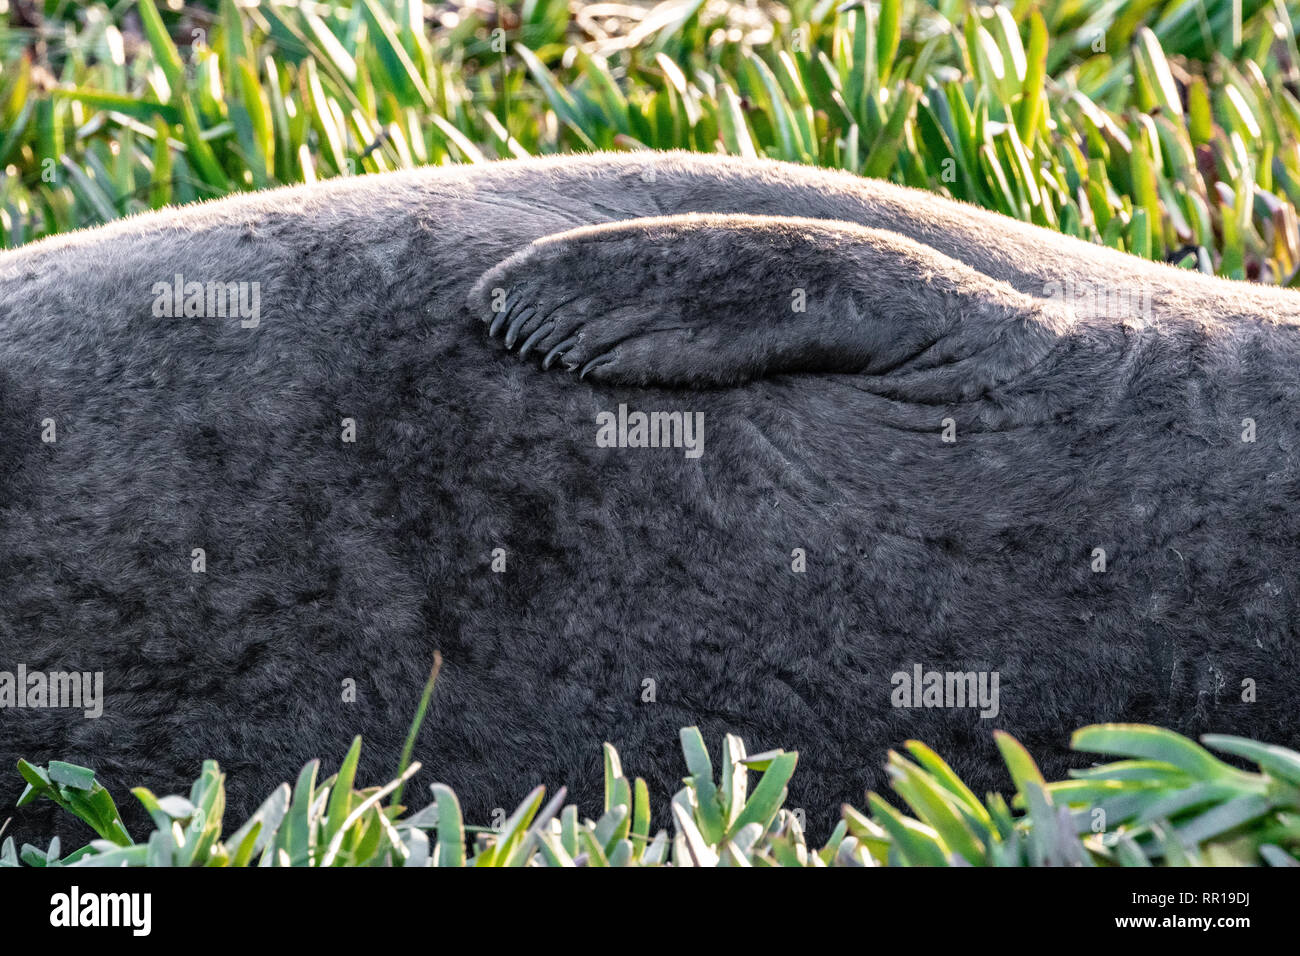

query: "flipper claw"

left=519, top=321, right=554, bottom=359
left=543, top=336, right=579, bottom=370
left=504, top=307, right=536, bottom=349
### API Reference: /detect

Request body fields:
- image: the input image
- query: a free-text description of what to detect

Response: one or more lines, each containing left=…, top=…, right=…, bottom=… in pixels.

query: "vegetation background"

left=2, top=0, right=1300, bottom=866
left=2, top=0, right=1300, bottom=286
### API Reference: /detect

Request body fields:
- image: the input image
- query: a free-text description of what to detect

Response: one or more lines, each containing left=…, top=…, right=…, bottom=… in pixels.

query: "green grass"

left=6, top=722, right=1299, bottom=866
left=2, top=0, right=1300, bottom=284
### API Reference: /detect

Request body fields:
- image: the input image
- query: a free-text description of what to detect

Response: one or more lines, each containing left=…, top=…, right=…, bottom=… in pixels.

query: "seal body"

left=1, top=152, right=1298, bottom=844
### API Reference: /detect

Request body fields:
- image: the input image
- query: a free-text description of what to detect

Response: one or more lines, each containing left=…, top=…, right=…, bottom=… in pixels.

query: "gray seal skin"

left=0, top=150, right=1297, bottom=846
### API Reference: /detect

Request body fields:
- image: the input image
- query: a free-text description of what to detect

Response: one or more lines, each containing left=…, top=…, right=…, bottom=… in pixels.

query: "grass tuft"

left=1, top=1, right=1298, bottom=282
left=6, top=723, right=1299, bottom=866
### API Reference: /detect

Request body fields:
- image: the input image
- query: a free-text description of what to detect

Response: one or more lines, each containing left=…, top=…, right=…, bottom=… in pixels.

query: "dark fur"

left=1, top=152, right=1297, bottom=845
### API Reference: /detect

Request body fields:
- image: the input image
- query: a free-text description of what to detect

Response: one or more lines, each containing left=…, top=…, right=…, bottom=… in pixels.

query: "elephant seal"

left=0, top=151, right=1297, bottom=846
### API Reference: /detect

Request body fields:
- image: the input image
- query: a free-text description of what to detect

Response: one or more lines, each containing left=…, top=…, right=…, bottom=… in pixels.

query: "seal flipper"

left=468, top=214, right=1070, bottom=398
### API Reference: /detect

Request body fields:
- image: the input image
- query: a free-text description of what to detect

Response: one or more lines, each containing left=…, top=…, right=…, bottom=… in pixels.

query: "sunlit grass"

left=0, top=0, right=1298, bottom=284
left=7, top=722, right=1299, bottom=866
